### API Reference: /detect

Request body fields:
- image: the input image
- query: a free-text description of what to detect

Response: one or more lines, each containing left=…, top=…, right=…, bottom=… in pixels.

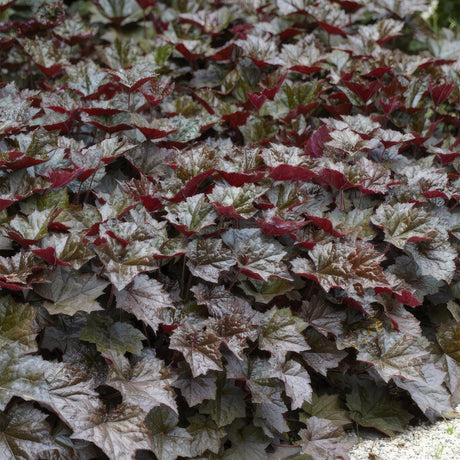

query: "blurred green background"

left=427, top=0, right=460, bottom=30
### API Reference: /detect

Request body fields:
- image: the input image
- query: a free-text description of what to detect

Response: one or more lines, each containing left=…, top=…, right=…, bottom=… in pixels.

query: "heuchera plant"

left=0, top=0, right=459, bottom=459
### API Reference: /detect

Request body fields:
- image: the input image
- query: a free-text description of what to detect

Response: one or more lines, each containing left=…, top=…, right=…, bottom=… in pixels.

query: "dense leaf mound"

left=0, top=0, right=459, bottom=459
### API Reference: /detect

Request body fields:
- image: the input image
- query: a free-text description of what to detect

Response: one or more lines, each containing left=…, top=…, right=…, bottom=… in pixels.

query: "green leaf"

left=292, top=241, right=389, bottom=294
left=72, top=403, right=152, bottom=460
left=80, top=313, right=145, bottom=356
left=207, top=183, right=266, bottom=219
left=259, top=307, right=309, bottom=361
left=169, top=325, right=223, bottom=377
left=105, top=351, right=177, bottom=413
left=41, top=363, right=102, bottom=433
left=0, top=252, right=39, bottom=286
left=208, top=314, right=257, bottom=359
left=0, top=404, right=56, bottom=460
left=281, top=360, right=312, bottom=410
left=301, top=393, right=350, bottom=427
left=62, top=341, right=108, bottom=386
left=73, top=137, right=135, bottom=170
left=34, top=232, right=95, bottom=269
left=298, top=417, right=348, bottom=460
left=405, top=229, right=457, bottom=283
left=95, top=0, right=143, bottom=24
left=254, top=391, right=289, bottom=436
left=291, top=243, right=353, bottom=292
left=356, top=329, right=429, bottom=383
left=393, top=363, right=452, bottom=421
left=437, top=321, right=460, bottom=362
left=199, top=380, right=246, bottom=427
left=371, top=203, right=436, bottom=250
left=187, top=414, right=225, bottom=456
left=145, top=406, right=192, bottom=460
left=346, top=382, right=412, bottom=436
left=94, top=238, right=159, bottom=291
left=300, top=295, right=346, bottom=337
left=172, top=363, right=217, bottom=407
left=191, top=284, right=258, bottom=322
left=34, top=267, right=108, bottom=316
left=302, top=330, right=347, bottom=377
left=222, top=229, right=291, bottom=281
left=225, top=354, right=283, bottom=404
left=106, top=62, right=158, bottom=92
left=7, top=208, right=55, bottom=243
left=97, top=185, right=136, bottom=219
left=239, top=277, right=296, bottom=304
left=115, top=274, right=175, bottom=332
left=0, top=296, right=37, bottom=353
left=222, top=421, right=270, bottom=460
left=19, top=37, right=70, bottom=73
left=66, top=60, right=107, bottom=97
left=165, top=193, right=217, bottom=235
left=186, top=238, right=236, bottom=283
left=0, top=352, right=49, bottom=410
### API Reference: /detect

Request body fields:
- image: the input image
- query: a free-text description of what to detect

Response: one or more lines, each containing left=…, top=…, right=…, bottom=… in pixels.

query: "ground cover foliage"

left=0, top=0, right=459, bottom=458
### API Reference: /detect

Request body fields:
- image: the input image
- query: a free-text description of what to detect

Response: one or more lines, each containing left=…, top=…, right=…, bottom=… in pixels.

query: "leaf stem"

left=106, top=284, right=114, bottom=314
left=228, top=268, right=241, bottom=290
left=270, top=442, right=301, bottom=448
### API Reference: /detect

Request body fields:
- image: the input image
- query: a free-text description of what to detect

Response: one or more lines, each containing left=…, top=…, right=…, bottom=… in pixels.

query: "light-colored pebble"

left=349, top=409, right=460, bottom=460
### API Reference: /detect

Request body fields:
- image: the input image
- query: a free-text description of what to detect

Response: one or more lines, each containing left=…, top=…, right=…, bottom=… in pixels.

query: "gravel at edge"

left=349, top=409, right=460, bottom=460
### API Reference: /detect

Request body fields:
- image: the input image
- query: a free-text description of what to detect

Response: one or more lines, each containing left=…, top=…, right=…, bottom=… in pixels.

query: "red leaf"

left=175, top=43, right=203, bottom=60
left=212, top=203, right=243, bottom=219
left=136, top=126, right=178, bottom=140
left=0, top=198, right=17, bottom=211
left=334, top=0, right=363, bottom=12
left=306, top=215, right=347, bottom=238
left=288, top=65, right=323, bottom=75
left=256, top=215, right=307, bottom=235
left=246, top=92, right=267, bottom=111
left=344, top=80, right=382, bottom=103
left=362, top=67, right=392, bottom=79
left=261, top=72, right=287, bottom=100
left=379, top=96, right=402, bottom=116
left=269, top=165, right=316, bottom=181
left=0, top=0, right=15, bottom=12
left=322, top=103, right=352, bottom=116
left=209, top=43, right=235, bottom=61
left=376, top=35, right=401, bottom=45
left=316, top=21, right=347, bottom=36
left=278, top=27, right=303, bottom=40
left=164, top=170, right=216, bottom=202
left=136, top=0, right=156, bottom=8
left=305, top=125, right=330, bottom=158
left=343, top=296, right=371, bottom=314
left=31, top=247, right=71, bottom=267
left=217, top=170, right=266, bottom=187
left=375, top=287, right=421, bottom=307
left=3, top=151, right=48, bottom=170
left=89, top=120, right=133, bottom=134
left=222, top=111, right=251, bottom=129
left=81, top=107, right=122, bottom=117
left=36, top=63, right=63, bottom=77
left=284, top=102, right=319, bottom=123
left=429, top=81, right=455, bottom=107
left=47, top=168, right=84, bottom=188
left=434, top=151, right=460, bottom=165
left=140, top=195, right=163, bottom=212
left=316, top=168, right=354, bottom=190
left=418, top=58, right=456, bottom=69
left=0, top=280, right=27, bottom=290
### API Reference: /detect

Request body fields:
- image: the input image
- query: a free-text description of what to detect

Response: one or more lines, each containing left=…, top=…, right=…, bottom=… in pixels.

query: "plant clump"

left=0, top=0, right=459, bottom=459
